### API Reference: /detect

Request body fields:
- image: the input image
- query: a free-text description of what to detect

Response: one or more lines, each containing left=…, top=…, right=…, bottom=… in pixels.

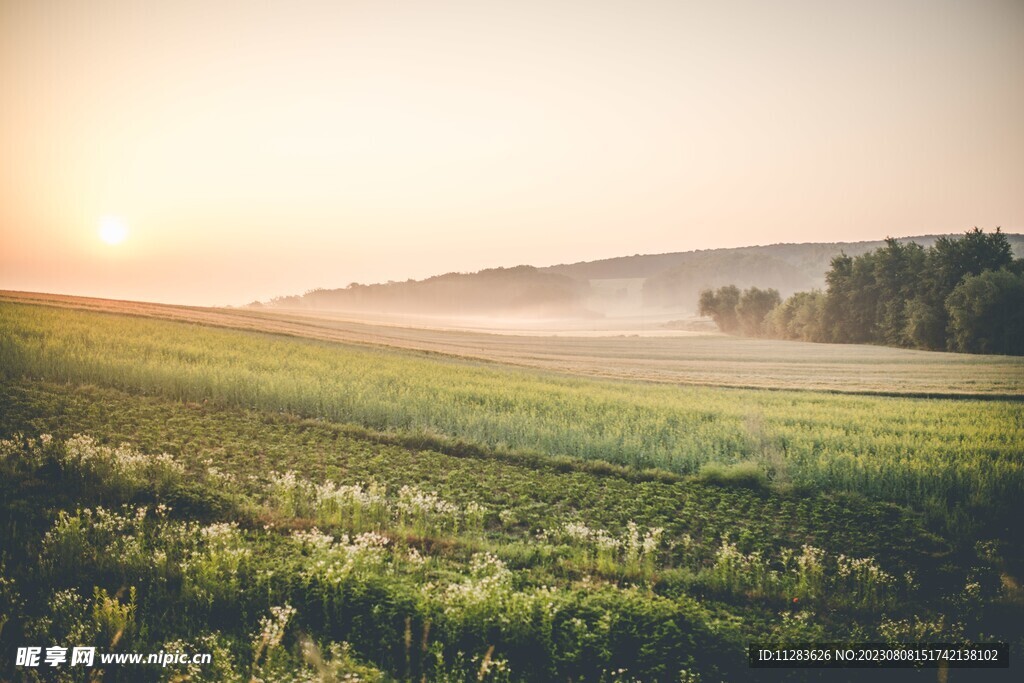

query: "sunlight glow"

left=98, top=216, right=129, bottom=245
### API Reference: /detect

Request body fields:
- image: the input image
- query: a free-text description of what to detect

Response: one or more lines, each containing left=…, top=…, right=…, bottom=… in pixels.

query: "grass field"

left=1, top=294, right=1022, bottom=681
left=4, top=290, right=1023, bottom=396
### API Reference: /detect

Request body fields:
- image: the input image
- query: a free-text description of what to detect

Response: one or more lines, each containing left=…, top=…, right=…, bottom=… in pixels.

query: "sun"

left=98, top=216, right=129, bottom=245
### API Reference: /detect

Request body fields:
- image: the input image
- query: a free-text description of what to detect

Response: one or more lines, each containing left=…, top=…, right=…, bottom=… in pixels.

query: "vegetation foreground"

left=1, top=301, right=1022, bottom=681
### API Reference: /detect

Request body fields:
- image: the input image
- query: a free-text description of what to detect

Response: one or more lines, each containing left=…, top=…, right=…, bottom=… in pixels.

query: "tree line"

left=255, top=265, right=590, bottom=317
left=698, top=229, right=1024, bottom=355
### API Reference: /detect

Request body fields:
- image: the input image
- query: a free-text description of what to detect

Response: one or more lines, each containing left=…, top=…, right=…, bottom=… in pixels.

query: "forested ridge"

left=699, top=229, right=1024, bottom=355
left=253, top=233, right=1024, bottom=319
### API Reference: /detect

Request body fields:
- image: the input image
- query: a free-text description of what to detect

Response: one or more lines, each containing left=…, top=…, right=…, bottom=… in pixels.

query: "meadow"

left=1, top=297, right=1022, bottom=681
left=4, top=290, right=1023, bottom=396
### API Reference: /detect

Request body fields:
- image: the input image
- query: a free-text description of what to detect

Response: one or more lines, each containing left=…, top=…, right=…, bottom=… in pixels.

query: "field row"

left=2, top=302, right=1021, bottom=545
left=2, top=381, right=1006, bottom=681
left=3, top=290, right=1023, bottom=396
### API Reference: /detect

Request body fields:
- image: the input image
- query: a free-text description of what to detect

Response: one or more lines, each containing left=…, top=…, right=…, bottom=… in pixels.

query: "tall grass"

left=2, top=302, right=1021, bottom=536
left=6, top=435, right=930, bottom=679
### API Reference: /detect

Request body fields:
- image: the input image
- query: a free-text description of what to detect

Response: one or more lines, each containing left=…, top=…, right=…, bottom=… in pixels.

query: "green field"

left=4, top=290, right=1023, bottom=396
left=1, top=298, right=1022, bottom=681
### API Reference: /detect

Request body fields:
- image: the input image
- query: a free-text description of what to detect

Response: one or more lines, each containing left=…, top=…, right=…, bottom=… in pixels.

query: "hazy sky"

left=2, top=0, right=1022, bottom=305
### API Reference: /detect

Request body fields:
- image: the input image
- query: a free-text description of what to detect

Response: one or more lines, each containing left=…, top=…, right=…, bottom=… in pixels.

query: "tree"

left=903, top=296, right=945, bottom=350
left=768, top=290, right=826, bottom=341
left=911, top=228, right=1015, bottom=350
left=870, top=239, right=926, bottom=345
left=697, top=229, right=1019, bottom=353
left=946, top=269, right=1024, bottom=355
left=822, top=253, right=864, bottom=343
left=736, top=287, right=781, bottom=336
left=698, top=285, right=741, bottom=334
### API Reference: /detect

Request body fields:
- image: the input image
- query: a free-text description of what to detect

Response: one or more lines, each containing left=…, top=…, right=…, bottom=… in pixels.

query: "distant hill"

left=257, top=233, right=1024, bottom=318
left=263, top=265, right=595, bottom=317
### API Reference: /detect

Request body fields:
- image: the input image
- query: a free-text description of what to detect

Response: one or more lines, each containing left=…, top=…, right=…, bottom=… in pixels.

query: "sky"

left=1, top=0, right=1022, bottom=306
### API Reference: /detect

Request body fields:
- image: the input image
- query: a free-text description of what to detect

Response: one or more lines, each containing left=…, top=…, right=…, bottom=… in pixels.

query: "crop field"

left=4, top=290, right=1023, bottom=397
left=1, top=296, right=1022, bottom=681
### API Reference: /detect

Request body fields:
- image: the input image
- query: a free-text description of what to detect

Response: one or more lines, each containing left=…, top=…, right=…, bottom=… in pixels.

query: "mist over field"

left=252, top=234, right=1024, bottom=327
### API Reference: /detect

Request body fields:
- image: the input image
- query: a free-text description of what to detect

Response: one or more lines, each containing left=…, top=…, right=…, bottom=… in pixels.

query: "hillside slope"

left=259, top=233, right=1024, bottom=318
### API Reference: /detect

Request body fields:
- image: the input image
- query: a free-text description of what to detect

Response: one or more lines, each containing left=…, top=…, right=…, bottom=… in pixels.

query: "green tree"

left=698, top=285, right=741, bottom=334
left=822, top=253, right=869, bottom=343
left=946, top=269, right=1024, bottom=355
left=768, top=290, right=826, bottom=341
left=903, top=296, right=945, bottom=350
left=909, top=228, right=1014, bottom=350
left=871, top=239, right=926, bottom=345
left=736, top=287, right=781, bottom=336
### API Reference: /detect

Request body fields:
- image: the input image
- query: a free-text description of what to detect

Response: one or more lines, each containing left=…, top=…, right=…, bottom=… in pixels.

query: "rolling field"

left=1, top=295, right=1022, bottom=681
left=4, top=290, right=1023, bottom=396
